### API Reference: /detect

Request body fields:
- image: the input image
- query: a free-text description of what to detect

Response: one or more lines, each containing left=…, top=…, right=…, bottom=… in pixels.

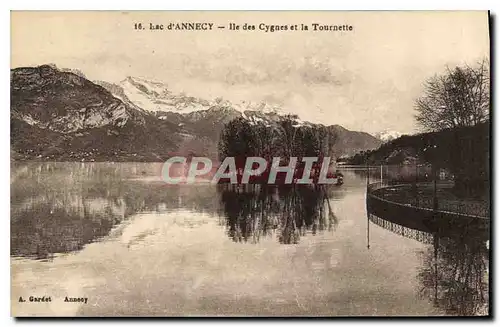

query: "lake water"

left=10, top=162, right=489, bottom=316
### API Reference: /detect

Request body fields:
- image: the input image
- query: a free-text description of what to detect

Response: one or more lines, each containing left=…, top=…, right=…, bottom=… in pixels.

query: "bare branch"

left=415, top=59, right=490, bottom=132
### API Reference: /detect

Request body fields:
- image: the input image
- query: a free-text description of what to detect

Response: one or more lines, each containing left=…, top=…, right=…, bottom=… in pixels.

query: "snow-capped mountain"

left=100, top=76, right=284, bottom=116
left=11, top=66, right=382, bottom=161
left=118, top=76, right=212, bottom=114
left=98, top=75, right=298, bottom=129
left=375, top=130, right=403, bottom=142
left=11, top=65, right=183, bottom=161
left=236, top=100, right=283, bottom=114
left=96, top=75, right=382, bottom=156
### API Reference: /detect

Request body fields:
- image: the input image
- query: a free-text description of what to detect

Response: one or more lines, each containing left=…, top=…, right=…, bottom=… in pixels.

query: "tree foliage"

left=218, top=115, right=337, bottom=165
left=415, top=59, right=490, bottom=132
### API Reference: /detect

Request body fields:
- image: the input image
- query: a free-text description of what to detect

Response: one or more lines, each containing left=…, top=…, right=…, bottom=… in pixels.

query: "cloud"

left=179, top=54, right=351, bottom=87
left=297, top=57, right=344, bottom=85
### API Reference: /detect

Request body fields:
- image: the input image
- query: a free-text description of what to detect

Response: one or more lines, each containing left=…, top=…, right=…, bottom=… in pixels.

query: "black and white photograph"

left=9, top=10, right=491, bottom=317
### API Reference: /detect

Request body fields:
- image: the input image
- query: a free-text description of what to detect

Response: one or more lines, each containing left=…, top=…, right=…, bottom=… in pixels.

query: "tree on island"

left=218, top=115, right=337, bottom=179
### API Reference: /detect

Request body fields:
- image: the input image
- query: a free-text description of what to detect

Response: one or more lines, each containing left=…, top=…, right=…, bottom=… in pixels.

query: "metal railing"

left=368, top=213, right=434, bottom=244
left=367, top=181, right=489, bottom=220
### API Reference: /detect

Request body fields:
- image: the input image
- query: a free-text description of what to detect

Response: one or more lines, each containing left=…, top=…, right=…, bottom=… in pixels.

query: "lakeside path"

left=369, top=183, right=489, bottom=219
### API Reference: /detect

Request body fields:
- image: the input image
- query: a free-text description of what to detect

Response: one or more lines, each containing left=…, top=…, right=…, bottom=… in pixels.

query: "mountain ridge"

left=11, top=65, right=382, bottom=161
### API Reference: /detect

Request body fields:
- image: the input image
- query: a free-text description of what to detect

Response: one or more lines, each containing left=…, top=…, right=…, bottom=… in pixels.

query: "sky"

left=11, top=11, right=490, bottom=135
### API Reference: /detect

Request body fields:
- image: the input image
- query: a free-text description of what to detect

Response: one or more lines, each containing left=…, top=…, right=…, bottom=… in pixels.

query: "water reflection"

left=11, top=197, right=125, bottom=260
left=11, top=162, right=219, bottom=260
left=11, top=162, right=348, bottom=259
left=10, top=163, right=490, bottom=316
left=217, top=184, right=342, bottom=244
left=418, top=228, right=489, bottom=316
left=368, top=212, right=489, bottom=316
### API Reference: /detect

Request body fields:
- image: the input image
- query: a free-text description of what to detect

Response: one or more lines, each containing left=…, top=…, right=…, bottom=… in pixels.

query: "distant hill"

left=328, top=125, right=382, bottom=157
left=346, top=124, right=488, bottom=165
left=11, top=65, right=182, bottom=161
left=11, top=65, right=382, bottom=161
left=346, top=123, right=489, bottom=195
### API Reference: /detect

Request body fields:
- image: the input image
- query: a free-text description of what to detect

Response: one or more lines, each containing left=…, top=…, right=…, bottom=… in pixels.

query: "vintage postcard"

left=10, top=11, right=490, bottom=317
